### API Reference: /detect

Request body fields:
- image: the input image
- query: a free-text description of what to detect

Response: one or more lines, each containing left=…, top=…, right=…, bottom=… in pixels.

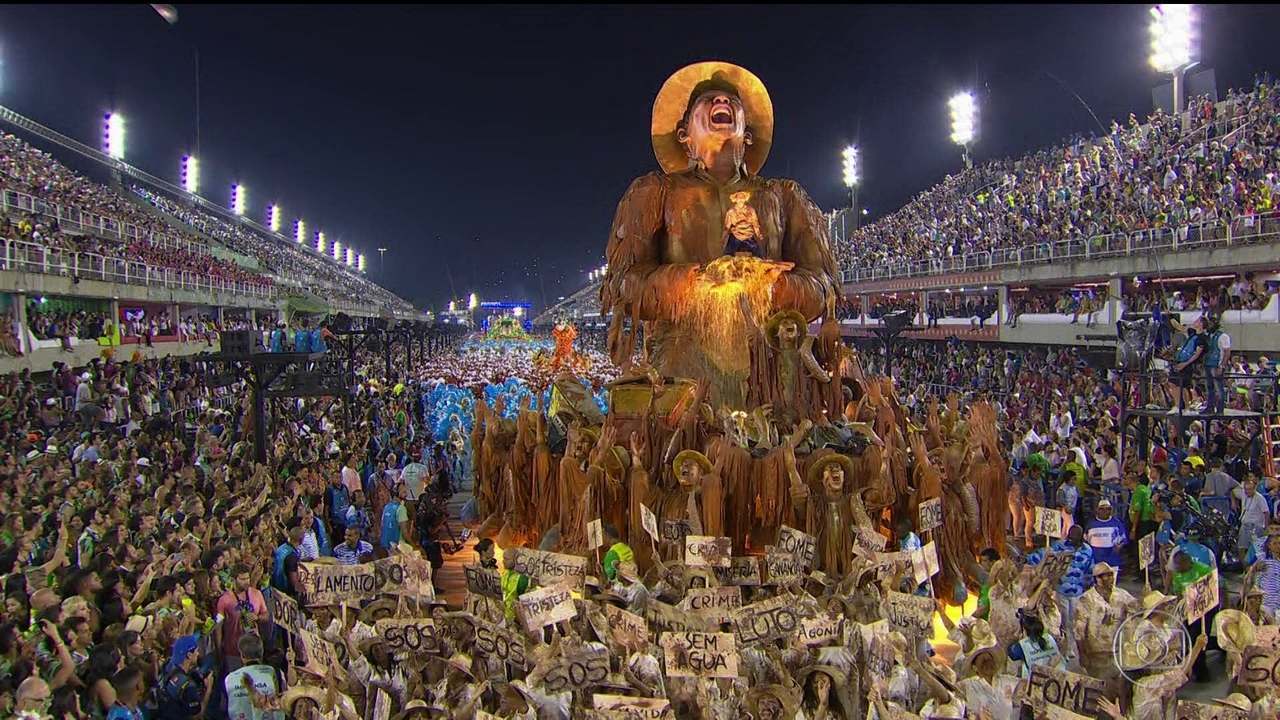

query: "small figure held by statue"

left=723, top=190, right=764, bottom=258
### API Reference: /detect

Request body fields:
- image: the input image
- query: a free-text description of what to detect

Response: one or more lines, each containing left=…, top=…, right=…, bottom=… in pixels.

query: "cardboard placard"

left=529, top=646, right=611, bottom=693
left=712, top=556, right=763, bottom=586
left=910, top=541, right=940, bottom=585
left=1184, top=569, right=1219, bottom=624
left=640, top=504, right=658, bottom=542
left=764, top=552, right=803, bottom=585
left=797, top=614, right=842, bottom=647
left=776, top=525, right=817, bottom=569
left=463, top=592, right=504, bottom=624
left=865, top=631, right=895, bottom=680
left=592, top=694, right=674, bottom=719
left=269, top=589, right=303, bottom=634
left=1253, top=625, right=1280, bottom=649
left=373, top=618, right=446, bottom=656
left=1238, top=644, right=1280, bottom=688
left=603, top=604, right=649, bottom=649
left=465, top=566, right=503, bottom=599
left=644, top=599, right=714, bottom=633
left=1016, top=664, right=1107, bottom=718
left=297, top=555, right=433, bottom=606
left=296, top=627, right=341, bottom=678
left=1139, top=533, right=1157, bottom=570
left=852, top=525, right=888, bottom=555
left=660, top=519, right=692, bottom=545
left=516, top=584, right=577, bottom=633
left=1037, top=551, right=1074, bottom=586
left=918, top=497, right=943, bottom=533
left=473, top=620, right=529, bottom=669
left=1174, top=700, right=1249, bottom=720
left=588, top=519, right=604, bottom=550
left=660, top=631, right=739, bottom=678
left=1035, top=506, right=1066, bottom=539
left=732, top=595, right=808, bottom=646
left=683, top=535, right=732, bottom=568
left=882, top=590, right=934, bottom=639
left=680, top=586, right=743, bottom=624
left=509, top=548, right=588, bottom=591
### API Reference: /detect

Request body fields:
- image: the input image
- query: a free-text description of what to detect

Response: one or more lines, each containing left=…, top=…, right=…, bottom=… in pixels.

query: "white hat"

left=45, top=398, right=56, bottom=406
left=1097, top=499, right=1112, bottom=508
left=80, top=373, right=91, bottom=381
left=136, top=457, right=151, bottom=467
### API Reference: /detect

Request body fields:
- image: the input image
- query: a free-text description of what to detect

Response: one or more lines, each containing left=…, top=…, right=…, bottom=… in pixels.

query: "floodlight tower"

left=267, top=204, right=282, bottom=233
left=948, top=92, right=977, bottom=170
left=230, top=183, right=246, bottom=216
left=841, top=145, right=861, bottom=230
left=1149, top=4, right=1198, bottom=115
left=181, top=155, right=199, bottom=194
left=103, top=113, right=125, bottom=160
left=294, top=219, right=307, bottom=244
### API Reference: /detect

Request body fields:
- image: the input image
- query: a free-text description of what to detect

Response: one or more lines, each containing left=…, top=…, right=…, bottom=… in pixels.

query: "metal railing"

left=0, top=184, right=207, bottom=255
left=0, top=236, right=275, bottom=299
left=839, top=212, right=1280, bottom=284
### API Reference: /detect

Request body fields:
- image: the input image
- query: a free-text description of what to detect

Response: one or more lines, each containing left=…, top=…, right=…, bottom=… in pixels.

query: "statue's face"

left=778, top=320, right=800, bottom=342
left=822, top=462, right=844, bottom=495
left=682, top=89, right=747, bottom=147
left=677, top=458, right=703, bottom=487
left=758, top=698, right=783, bottom=720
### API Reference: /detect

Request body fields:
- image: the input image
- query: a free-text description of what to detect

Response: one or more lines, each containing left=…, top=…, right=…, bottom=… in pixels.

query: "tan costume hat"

left=1213, top=610, right=1256, bottom=654
left=806, top=452, right=856, bottom=488
left=763, top=309, right=809, bottom=349
left=651, top=62, right=774, bottom=175
left=672, top=449, right=713, bottom=477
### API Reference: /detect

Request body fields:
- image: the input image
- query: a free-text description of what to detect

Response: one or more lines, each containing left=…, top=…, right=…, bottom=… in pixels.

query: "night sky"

left=1, top=5, right=1277, bottom=311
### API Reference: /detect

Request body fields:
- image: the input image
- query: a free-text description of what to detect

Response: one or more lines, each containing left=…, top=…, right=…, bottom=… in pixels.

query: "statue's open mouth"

left=710, top=104, right=734, bottom=127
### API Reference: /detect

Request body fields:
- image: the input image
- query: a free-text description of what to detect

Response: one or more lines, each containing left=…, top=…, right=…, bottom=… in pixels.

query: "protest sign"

left=1035, top=506, right=1065, bottom=539
left=1238, top=644, right=1280, bottom=688
left=297, top=555, right=433, bottom=606
left=732, top=595, right=808, bottom=646
left=681, top=586, right=743, bottom=625
left=797, top=614, right=842, bottom=647
left=269, top=590, right=303, bottom=634
left=1174, top=700, right=1249, bottom=720
left=296, top=627, right=342, bottom=679
left=852, top=525, right=888, bottom=555
left=1254, top=625, right=1280, bottom=649
left=588, top=518, right=604, bottom=550
left=473, top=620, right=529, bottom=669
left=645, top=599, right=714, bottom=633
left=373, top=618, right=446, bottom=656
left=661, top=632, right=739, bottom=678
left=1017, top=664, right=1107, bottom=718
left=712, top=556, right=763, bottom=586
left=640, top=503, right=659, bottom=542
left=764, top=552, right=803, bottom=585
left=660, top=519, right=692, bottom=545
left=917, top=497, right=942, bottom=533
left=882, top=590, right=934, bottom=639
left=1139, top=533, right=1157, bottom=571
left=464, top=592, right=504, bottom=623
left=465, top=566, right=503, bottom=599
left=603, top=604, right=649, bottom=649
left=776, top=525, right=817, bottom=569
left=1184, top=569, right=1219, bottom=624
left=592, top=694, right=674, bottom=719
left=516, top=584, right=577, bottom=633
left=684, top=535, right=732, bottom=568
left=1037, top=551, right=1074, bottom=585
left=911, top=541, right=940, bottom=585
left=865, top=632, right=895, bottom=679
left=508, top=548, right=588, bottom=591
left=530, top=646, right=611, bottom=693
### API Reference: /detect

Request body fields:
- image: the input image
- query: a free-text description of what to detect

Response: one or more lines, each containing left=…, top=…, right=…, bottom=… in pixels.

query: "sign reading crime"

left=883, top=591, right=934, bottom=639
left=660, top=632, right=739, bottom=678
left=373, top=618, right=446, bottom=656
left=592, top=694, right=674, bottom=719
left=1184, top=569, right=1219, bottom=624
left=732, top=595, right=808, bottom=646
left=1017, top=664, right=1106, bottom=717
left=473, top=621, right=528, bottom=669
left=465, top=566, right=503, bottom=599
left=517, top=584, right=577, bottom=633
left=681, top=586, right=742, bottom=625
left=1035, top=506, right=1065, bottom=539
left=1174, top=699, right=1249, bottom=720
left=684, top=535, right=732, bottom=568
left=776, top=525, right=817, bottom=570
left=712, top=556, right=763, bottom=586
left=918, top=497, right=942, bottom=533
left=1139, top=533, right=1157, bottom=570
left=603, top=604, right=649, bottom=649
left=508, top=548, right=588, bottom=591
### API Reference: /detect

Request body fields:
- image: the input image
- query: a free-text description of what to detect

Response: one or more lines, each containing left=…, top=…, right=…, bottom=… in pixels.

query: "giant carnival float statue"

left=471, top=63, right=1007, bottom=617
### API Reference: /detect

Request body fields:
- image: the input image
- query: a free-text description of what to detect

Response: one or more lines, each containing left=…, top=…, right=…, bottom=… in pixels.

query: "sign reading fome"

left=661, top=632, right=739, bottom=678
left=918, top=497, right=942, bottom=533
left=1017, top=664, right=1106, bottom=717
left=776, top=525, right=816, bottom=569
left=465, top=566, right=503, bottom=599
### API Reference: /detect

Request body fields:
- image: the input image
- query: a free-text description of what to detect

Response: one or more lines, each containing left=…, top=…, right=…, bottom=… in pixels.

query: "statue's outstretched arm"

left=771, top=179, right=841, bottom=321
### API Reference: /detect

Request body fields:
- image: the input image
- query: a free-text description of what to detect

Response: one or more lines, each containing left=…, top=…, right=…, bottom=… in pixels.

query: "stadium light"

left=103, top=112, right=124, bottom=160
left=841, top=145, right=861, bottom=229
left=514, top=307, right=524, bottom=317
left=948, top=92, right=977, bottom=169
left=315, top=231, right=327, bottom=254
left=357, top=253, right=366, bottom=272
left=267, top=204, right=282, bottom=233
left=345, top=247, right=354, bottom=266
left=180, top=155, right=199, bottom=194
left=230, top=183, right=246, bottom=216
left=468, top=292, right=479, bottom=311
left=332, top=239, right=343, bottom=261
left=294, top=219, right=306, bottom=244
left=448, top=300, right=457, bottom=313
left=1149, top=4, right=1198, bottom=114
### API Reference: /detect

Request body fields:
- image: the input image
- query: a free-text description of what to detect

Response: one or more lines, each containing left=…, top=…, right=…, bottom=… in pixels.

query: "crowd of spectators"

left=835, top=79, right=1280, bottom=275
